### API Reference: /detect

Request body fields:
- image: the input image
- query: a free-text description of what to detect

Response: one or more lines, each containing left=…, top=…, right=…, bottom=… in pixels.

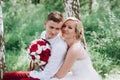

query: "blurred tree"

left=63, top=0, right=87, bottom=49
left=31, top=0, right=40, bottom=5
left=42, top=0, right=64, bottom=12
left=80, top=0, right=93, bottom=15
left=0, top=0, right=5, bottom=79
left=89, top=0, right=92, bottom=14
left=91, top=0, right=99, bottom=12
left=108, top=0, right=120, bottom=10
left=103, top=0, right=116, bottom=25
left=89, top=0, right=99, bottom=14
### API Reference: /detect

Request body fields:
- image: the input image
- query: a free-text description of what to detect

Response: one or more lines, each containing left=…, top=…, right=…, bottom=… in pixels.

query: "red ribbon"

left=30, top=60, right=35, bottom=71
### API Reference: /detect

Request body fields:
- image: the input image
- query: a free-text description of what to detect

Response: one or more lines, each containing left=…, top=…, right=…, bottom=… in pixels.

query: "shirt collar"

left=41, top=31, right=60, bottom=45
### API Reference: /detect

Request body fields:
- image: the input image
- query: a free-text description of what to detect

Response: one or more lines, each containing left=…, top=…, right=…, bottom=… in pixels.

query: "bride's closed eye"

left=62, top=25, right=73, bottom=30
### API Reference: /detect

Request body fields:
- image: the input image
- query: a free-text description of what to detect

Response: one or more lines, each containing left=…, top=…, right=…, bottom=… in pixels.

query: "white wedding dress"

left=51, top=54, right=102, bottom=80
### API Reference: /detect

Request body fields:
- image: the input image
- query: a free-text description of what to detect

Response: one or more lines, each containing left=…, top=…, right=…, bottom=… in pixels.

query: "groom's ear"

left=44, top=21, right=47, bottom=28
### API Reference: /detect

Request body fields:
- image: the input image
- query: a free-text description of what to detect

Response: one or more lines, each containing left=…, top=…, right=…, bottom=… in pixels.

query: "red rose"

left=40, top=49, right=51, bottom=62
left=37, top=39, right=46, bottom=46
left=30, top=44, right=38, bottom=53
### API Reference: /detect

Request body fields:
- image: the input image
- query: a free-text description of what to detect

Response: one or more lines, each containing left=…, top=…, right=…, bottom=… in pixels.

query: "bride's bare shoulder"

left=68, top=42, right=86, bottom=59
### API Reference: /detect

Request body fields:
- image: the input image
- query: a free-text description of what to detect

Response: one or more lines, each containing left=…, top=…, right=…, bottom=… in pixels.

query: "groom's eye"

left=56, top=28, right=60, bottom=30
left=50, top=26, right=54, bottom=29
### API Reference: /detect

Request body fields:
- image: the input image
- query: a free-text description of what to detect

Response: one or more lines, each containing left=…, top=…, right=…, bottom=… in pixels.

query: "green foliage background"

left=2, top=0, right=120, bottom=79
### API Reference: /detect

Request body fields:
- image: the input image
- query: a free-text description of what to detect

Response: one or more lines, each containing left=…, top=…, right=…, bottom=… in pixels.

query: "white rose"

left=31, top=52, right=36, bottom=55
left=35, top=55, right=40, bottom=60
left=36, top=45, right=42, bottom=54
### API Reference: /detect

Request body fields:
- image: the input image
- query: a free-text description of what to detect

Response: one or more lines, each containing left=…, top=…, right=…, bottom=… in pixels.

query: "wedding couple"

left=3, top=11, right=101, bottom=80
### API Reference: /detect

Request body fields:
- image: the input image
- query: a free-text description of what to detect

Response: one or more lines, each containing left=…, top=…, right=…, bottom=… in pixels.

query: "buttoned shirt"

left=29, top=31, right=67, bottom=80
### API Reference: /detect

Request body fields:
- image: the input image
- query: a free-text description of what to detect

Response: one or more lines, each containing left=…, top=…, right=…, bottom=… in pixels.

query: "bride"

left=51, top=17, right=102, bottom=80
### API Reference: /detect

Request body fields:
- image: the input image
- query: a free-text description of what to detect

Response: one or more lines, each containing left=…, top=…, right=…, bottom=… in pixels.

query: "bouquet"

left=26, top=38, right=51, bottom=70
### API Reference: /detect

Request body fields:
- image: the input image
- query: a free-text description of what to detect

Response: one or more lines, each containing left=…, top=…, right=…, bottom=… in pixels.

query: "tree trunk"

left=63, top=0, right=87, bottom=49
left=0, top=0, right=5, bottom=79
left=91, top=0, right=99, bottom=12
left=63, top=0, right=81, bottom=20
left=31, top=0, right=40, bottom=5
left=89, top=0, right=99, bottom=14
left=103, top=0, right=115, bottom=25
left=89, top=0, right=92, bottom=14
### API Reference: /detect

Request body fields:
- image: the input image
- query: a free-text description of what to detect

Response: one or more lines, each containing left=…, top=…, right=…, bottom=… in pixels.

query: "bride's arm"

left=54, top=47, right=79, bottom=79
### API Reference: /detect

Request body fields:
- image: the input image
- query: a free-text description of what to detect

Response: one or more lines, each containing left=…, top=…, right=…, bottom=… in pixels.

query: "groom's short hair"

left=46, top=11, right=63, bottom=23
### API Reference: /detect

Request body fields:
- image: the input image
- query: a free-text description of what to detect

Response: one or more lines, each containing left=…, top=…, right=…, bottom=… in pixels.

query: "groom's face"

left=44, top=20, right=63, bottom=39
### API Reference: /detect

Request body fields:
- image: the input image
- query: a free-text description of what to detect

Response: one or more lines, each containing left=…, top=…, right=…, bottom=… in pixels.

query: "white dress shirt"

left=29, top=31, right=67, bottom=80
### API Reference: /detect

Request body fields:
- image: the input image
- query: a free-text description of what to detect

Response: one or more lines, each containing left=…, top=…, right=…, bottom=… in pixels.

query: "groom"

left=2, top=11, right=67, bottom=80
left=29, top=11, right=67, bottom=79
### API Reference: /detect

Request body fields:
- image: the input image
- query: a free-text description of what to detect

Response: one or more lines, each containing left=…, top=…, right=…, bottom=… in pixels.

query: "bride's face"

left=61, top=20, right=77, bottom=39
